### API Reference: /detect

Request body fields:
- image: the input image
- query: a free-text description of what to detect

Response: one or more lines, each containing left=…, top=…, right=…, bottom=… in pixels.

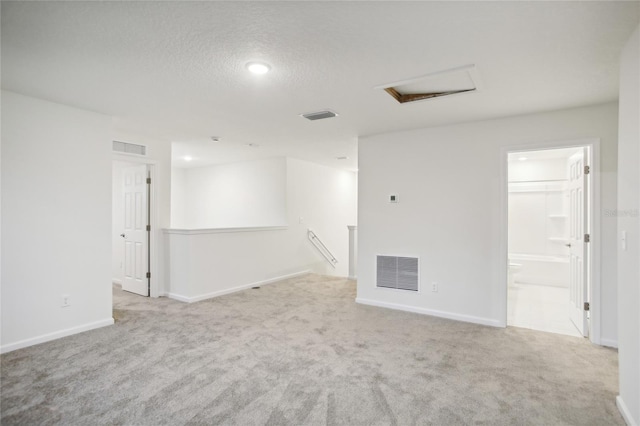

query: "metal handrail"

left=307, top=229, right=338, bottom=268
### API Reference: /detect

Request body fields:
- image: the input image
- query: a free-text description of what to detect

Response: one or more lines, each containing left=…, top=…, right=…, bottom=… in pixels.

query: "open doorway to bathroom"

left=507, top=146, right=592, bottom=338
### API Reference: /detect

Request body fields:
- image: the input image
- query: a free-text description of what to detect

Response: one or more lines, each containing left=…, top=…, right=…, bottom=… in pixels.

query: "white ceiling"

left=2, top=1, right=638, bottom=171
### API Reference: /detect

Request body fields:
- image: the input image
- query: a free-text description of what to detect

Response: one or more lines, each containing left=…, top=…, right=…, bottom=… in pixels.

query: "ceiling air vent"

left=376, top=64, right=481, bottom=104
left=376, top=255, right=419, bottom=291
left=112, top=140, right=146, bottom=156
left=301, top=110, right=338, bottom=121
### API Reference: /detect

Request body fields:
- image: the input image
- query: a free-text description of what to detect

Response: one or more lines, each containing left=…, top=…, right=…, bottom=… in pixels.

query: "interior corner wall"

left=1, top=91, right=113, bottom=353
left=357, top=102, right=619, bottom=334
left=170, top=167, right=187, bottom=229
left=175, top=158, right=288, bottom=229
left=164, top=157, right=357, bottom=300
left=286, top=158, right=357, bottom=278
left=616, top=24, right=640, bottom=426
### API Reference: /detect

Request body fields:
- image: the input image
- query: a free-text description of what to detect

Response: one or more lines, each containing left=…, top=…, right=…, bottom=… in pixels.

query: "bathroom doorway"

left=506, top=145, right=593, bottom=338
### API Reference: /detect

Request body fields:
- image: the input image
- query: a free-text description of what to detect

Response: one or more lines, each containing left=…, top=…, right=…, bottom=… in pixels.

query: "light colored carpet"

left=1, top=274, right=622, bottom=425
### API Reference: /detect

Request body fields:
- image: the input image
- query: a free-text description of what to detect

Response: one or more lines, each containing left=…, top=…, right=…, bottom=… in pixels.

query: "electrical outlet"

left=431, top=282, right=438, bottom=292
left=61, top=294, right=70, bottom=308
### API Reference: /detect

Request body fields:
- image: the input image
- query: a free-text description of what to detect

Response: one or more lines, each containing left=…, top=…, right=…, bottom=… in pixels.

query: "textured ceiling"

left=2, top=1, right=638, bottom=170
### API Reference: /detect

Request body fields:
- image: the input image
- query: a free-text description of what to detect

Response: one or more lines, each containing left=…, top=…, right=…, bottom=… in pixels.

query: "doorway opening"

left=506, top=145, right=593, bottom=338
left=112, top=160, right=152, bottom=297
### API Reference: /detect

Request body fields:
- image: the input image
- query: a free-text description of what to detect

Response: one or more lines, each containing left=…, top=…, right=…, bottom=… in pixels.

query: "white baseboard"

left=0, top=318, right=115, bottom=354
left=167, top=270, right=311, bottom=303
left=166, top=292, right=191, bottom=303
left=355, top=297, right=502, bottom=328
left=599, top=338, right=618, bottom=348
left=348, top=275, right=357, bottom=281
left=112, top=278, right=122, bottom=287
left=617, top=395, right=638, bottom=426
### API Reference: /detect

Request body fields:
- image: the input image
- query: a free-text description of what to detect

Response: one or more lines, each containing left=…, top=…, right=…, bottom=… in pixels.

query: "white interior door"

left=567, top=149, right=588, bottom=336
left=122, top=164, right=149, bottom=296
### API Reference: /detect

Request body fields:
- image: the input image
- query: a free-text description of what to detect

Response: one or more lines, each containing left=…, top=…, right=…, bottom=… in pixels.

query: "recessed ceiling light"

left=183, top=155, right=192, bottom=162
left=518, top=156, right=528, bottom=161
left=246, top=62, right=271, bottom=75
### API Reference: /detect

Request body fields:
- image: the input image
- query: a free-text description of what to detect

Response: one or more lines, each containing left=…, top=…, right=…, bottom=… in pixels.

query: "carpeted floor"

left=1, top=274, right=622, bottom=425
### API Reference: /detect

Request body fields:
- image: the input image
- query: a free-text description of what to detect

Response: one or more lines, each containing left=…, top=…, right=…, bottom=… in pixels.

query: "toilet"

left=508, top=262, right=522, bottom=286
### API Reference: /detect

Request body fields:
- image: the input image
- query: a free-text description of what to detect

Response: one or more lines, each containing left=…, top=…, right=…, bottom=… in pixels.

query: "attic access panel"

left=377, top=64, right=481, bottom=104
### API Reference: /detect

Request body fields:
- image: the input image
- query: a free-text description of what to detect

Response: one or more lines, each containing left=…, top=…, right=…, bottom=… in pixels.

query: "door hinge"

left=584, top=302, right=590, bottom=311
left=584, top=165, right=590, bottom=175
left=146, top=272, right=151, bottom=279
left=146, top=177, right=151, bottom=184
left=146, top=225, right=151, bottom=231
left=584, top=233, right=590, bottom=243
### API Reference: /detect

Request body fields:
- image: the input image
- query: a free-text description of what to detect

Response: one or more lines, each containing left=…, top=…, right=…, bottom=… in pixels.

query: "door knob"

left=565, top=243, right=571, bottom=247
left=120, top=233, right=126, bottom=238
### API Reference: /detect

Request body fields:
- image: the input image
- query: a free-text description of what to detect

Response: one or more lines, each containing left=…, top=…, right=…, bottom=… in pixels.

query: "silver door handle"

left=565, top=243, right=571, bottom=247
left=120, top=233, right=126, bottom=238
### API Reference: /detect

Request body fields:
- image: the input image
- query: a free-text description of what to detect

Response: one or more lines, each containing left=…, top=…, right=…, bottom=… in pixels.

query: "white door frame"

left=112, top=153, right=160, bottom=298
left=499, top=138, right=601, bottom=344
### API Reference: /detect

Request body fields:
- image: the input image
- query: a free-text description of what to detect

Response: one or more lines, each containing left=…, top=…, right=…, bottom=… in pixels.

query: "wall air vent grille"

left=112, top=140, right=146, bottom=156
left=376, top=255, right=419, bottom=291
left=301, top=110, right=338, bottom=121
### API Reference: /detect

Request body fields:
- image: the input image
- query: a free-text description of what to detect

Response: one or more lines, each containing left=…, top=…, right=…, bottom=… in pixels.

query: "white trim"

left=355, top=297, right=501, bottom=327
left=112, top=278, right=122, bottom=287
left=499, top=138, right=602, bottom=343
left=374, top=64, right=482, bottom=91
left=599, top=338, right=618, bottom=348
left=590, top=141, right=602, bottom=345
left=112, top=152, right=155, bottom=163
left=616, top=395, right=638, bottom=426
left=166, top=270, right=311, bottom=303
left=348, top=276, right=358, bottom=281
left=165, top=292, right=192, bottom=303
left=148, top=164, right=159, bottom=298
left=163, top=226, right=288, bottom=235
left=0, top=318, right=114, bottom=354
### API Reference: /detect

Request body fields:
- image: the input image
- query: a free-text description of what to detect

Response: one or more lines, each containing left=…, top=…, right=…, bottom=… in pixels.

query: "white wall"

left=165, top=158, right=357, bottom=301
left=508, top=158, right=568, bottom=182
left=287, top=157, right=357, bottom=278
left=173, top=158, right=287, bottom=229
left=170, top=167, right=187, bottom=229
left=357, top=103, right=619, bottom=342
left=509, top=183, right=567, bottom=257
left=1, top=91, right=114, bottom=353
left=616, top=24, right=639, bottom=426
